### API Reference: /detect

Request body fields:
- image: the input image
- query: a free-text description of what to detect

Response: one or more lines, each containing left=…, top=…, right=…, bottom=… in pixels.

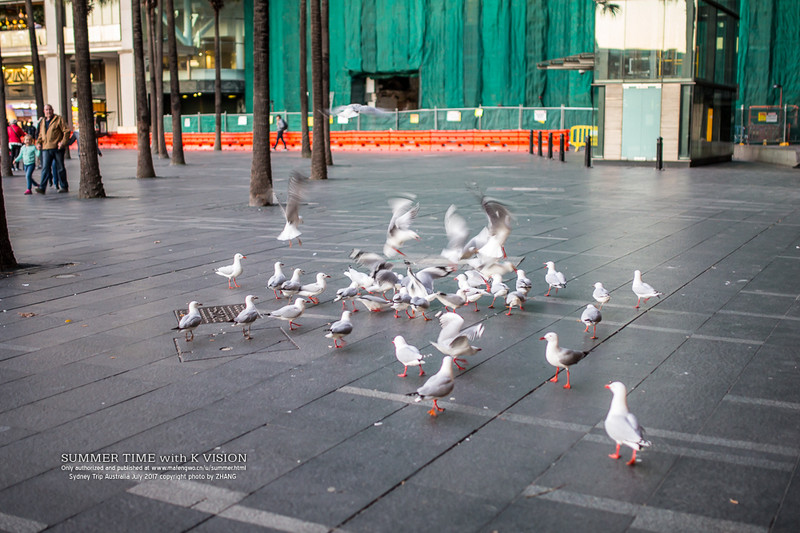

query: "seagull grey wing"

left=235, top=307, right=260, bottom=324
left=179, top=313, right=202, bottom=330
left=482, top=198, right=513, bottom=237
left=417, top=373, right=454, bottom=399
left=285, top=171, right=307, bottom=225
left=437, top=313, right=465, bottom=344
left=329, top=320, right=353, bottom=335
left=560, top=348, right=588, bottom=366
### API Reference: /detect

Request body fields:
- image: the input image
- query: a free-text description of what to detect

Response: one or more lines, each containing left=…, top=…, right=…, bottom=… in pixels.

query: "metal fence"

left=164, top=106, right=595, bottom=134
left=735, top=105, right=799, bottom=145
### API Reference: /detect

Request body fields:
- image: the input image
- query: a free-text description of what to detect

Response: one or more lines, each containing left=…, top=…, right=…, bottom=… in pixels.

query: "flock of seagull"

left=172, top=177, right=663, bottom=466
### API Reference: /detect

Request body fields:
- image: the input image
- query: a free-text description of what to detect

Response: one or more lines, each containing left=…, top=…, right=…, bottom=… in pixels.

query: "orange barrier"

left=98, top=129, right=570, bottom=153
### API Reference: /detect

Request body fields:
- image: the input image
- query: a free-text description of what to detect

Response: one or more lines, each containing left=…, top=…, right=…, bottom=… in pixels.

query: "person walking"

left=7, top=119, right=25, bottom=170
left=273, top=114, right=288, bottom=151
left=35, top=104, right=69, bottom=194
left=14, top=134, right=40, bottom=195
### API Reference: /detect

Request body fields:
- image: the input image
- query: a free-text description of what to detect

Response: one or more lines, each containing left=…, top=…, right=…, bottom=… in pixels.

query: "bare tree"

left=299, top=0, right=311, bottom=157
left=210, top=0, right=224, bottom=150
left=72, top=0, right=106, bottom=197
left=155, top=0, right=168, bottom=158
left=321, top=0, right=332, bottom=165
left=165, top=0, right=185, bottom=164
left=147, top=0, right=159, bottom=153
left=309, top=0, right=326, bottom=179
left=55, top=0, right=71, bottom=159
left=249, top=0, right=273, bottom=205
left=24, top=0, right=44, bottom=118
left=0, top=50, right=12, bottom=178
left=0, top=40, right=16, bottom=268
left=133, top=0, right=156, bottom=177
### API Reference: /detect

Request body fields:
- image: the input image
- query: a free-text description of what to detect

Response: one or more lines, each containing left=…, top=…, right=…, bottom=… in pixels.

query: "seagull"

left=476, top=194, right=513, bottom=260
left=408, top=356, right=455, bottom=417
left=593, top=282, right=611, bottom=309
left=356, top=294, right=393, bottom=312
left=515, top=269, right=532, bottom=295
left=544, top=261, right=566, bottom=296
left=215, top=253, right=246, bottom=289
left=433, top=289, right=468, bottom=313
left=604, top=381, right=652, bottom=466
left=441, top=205, right=471, bottom=263
left=366, top=267, right=402, bottom=297
left=580, top=304, right=602, bottom=339
left=266, top=297, right=306, bottom=330
left=488, top=274, right=509, bottom=308
left=231, top=295, right=261, bottom=339
left=343, top=266, right=373, bottom=290
left=267, top=262, right=287, bottom=299
left=430, top=312, right=484, bottom=370
left=404, top=267, right=439, bottom=321
left=277, top=170, right=306, bottom=247
left=632, top=270, right=663, bottom=309
left=280, top=268, right=304, bottom=298
left=298, top=272, right=330, bottom=304
left=392, top=286, right=413, bottom=318
left=330, top=103, right=391, bottom=119
left=539, top=332, right=588, bottom=389
left=172, top=301, right=202, bottom=341
left=392, top=335, right=430, bottom=377
left=384, top=196, right=420, bottom=257
left=334, top=281, right=360, bottom=311
left=505, top=290, right=526, bottom=316
left=413, top=265, right=456, bottom=294
left=325, top=311, right=353, bottom=348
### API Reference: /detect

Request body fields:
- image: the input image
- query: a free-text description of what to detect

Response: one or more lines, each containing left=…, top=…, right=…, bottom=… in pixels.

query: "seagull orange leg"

left=418, top=366, right=425, bottom=376
left=453, top=358, right=466, bottom=370
left=591, top=325, right=598, bottom=340
left=609, top=443, right=621, bottom=460
left=634, top=298, right=641, bottom=308
left=351, top=301, right=358, bottom=312
left=428, top=399, right=445, bottom=416
left=545, top=287, right=552, bottom=296
left=549, top=368, right=560, bottom=383
left=626, top=450, right=638, bottom=466
left=563, top=369, right=572, bottom=389
left=398, top=366, right=408, bottom=378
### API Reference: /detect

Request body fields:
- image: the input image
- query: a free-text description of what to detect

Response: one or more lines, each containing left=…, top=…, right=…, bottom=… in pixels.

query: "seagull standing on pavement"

left=515, top=269, right=532, bottom=296
left=266, top=298, right=306, bottom=330
left=280, top=268, right=304, bottom=298
left=215, top=253, right=245, bottom=289
left=488, top=274, right=509, bottom=308
left=277, top=171, right=306, bottom=247
left=408, top=356, right=455, bottom=417
left=334, top=281, right=361, bottom=312
left=580, top=304, right=602, bottom=339
left=505, top=290, right=526, bottom=316
left=392, top=335, right=430, bottom=377
left=298, top=272, right=330, bottom=304
left=325, top=311, right=353, bottom=348
left=592, top=282, right=611, bottom=309
left=539, top=332, right=588, bottom=389
left=231, top=295, right=261, bottom=339
left=173, top=301, right=203, bottom=341
left=544, top=261, right=566, bottom=296
left=267, top=262, right=287, bottom=299
left=604, top=381, right=651, bottom=466
left=632, top=270, right=663, bottom=309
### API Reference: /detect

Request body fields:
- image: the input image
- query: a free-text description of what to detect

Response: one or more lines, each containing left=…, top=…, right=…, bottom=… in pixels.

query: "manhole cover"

left=173, top=304, right=245, bottom=325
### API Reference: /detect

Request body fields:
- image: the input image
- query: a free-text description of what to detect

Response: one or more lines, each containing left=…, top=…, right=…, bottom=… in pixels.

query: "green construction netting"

left=257, top=0, right=595, bottom=120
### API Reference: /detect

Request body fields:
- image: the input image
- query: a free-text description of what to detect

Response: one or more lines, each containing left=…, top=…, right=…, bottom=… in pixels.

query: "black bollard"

left=584, top=134, right=592, bottom=167
left=547, top=132, right=553, bottom=159
left=529, top=130, right=534, bottom=154
left=537, top=131, right=543, bottom=157
left=559, top=133, right=565, bottom=162
left=656, top=136, right=663, bottom=170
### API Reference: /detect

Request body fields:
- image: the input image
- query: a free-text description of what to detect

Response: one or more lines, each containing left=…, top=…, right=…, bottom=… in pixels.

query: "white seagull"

left=325, top=310, right=353, bottom=348
left=231, top=295, right=261, bottom=339
left=215, top=253, right=246, bottom=289
left=266, top=297, right=306, bottom=330
left=267, top=262, right=287, bottom=299
left=505, top=290, right=526, bottom=316
left=408, top=356, right=455, bottom=417
left=392, top=335, right=430, bottom=377
left=298, top=272, right=330, bottom=304
left=632, top=270, right=663, bottom=309
left=384, top=196, right=420, bottom=257
left=277, top=170, right=306, bottom=247
left=280, top=268, right=304, bottom=298
left=440, top=205, right=471, bottom=263
left=515, top=269, right=532, bottom=295
left=334, top=281, right=361, bottom=312
left=330, top=103, right=391, bottom=119
left=539, top=332, right=588, bottom=389
left=604, top=381, right=652, bottom=466
left=476, top=194, right=513, bottom=260
left=430, top=312, right=484, bottom=370
left=544, top=261, right=566, bottom=296
left=593, top=282, right=611, bottom=309
left=488, top=274, right=509, bottom=308
left=172, top=301, right=203, bottom=341
left=356, top=294, right=393, bottom=312
left=580, top=304, right=602, bottom=339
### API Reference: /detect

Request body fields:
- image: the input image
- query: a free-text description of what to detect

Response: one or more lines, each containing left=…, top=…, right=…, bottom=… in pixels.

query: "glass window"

left=592, top=85, right=605, bottom=158
left=679, top=84, right=692, bottom=158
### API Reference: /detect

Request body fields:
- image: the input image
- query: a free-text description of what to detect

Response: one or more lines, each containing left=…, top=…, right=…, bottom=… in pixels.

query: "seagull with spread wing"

left=277, top=170, right=306, bottom=247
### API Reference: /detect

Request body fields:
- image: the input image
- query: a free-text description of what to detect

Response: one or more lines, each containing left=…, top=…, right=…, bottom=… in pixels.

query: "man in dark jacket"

left=273, top=115, right=288, bottom=151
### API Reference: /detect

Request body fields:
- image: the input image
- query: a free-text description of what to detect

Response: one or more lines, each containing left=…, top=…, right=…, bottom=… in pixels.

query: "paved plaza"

left=1, top=148, right=799, bottom=532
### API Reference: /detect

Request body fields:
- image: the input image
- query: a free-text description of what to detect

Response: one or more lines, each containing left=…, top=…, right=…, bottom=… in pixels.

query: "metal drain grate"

left=173, top=304, right=245, bottom=325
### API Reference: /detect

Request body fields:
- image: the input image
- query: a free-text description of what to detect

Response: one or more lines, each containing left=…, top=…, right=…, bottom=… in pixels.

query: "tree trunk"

left=249, top=0, right=273, bottom=206
left=133, top=0, right=156, bottom=177
left=309, top=0, right=326, bottom=180
left=0, top=41, right=17, bottom=268
left=299, top=0, right=311, bottom=158
left=213, top=7, right=222, bottom=151
left=24, top=0, right=44, bottom=119
left=72, top=0, right=106, bottom=198
left=321, top=0, right=332, bottom=165
left=155, top=0, right=168, bottom=157
left=0, top=51, right=12, bottom=178
left=165, top=0, right=185, bottom=165
left=147, top=0, right=159, bottom=154
left=56, top=0, right=71, bottom=159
